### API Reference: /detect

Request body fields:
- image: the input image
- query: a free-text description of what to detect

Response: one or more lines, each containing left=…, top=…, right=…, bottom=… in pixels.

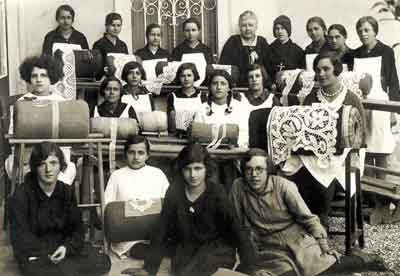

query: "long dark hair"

left=206, top=69, right=234, bottom=116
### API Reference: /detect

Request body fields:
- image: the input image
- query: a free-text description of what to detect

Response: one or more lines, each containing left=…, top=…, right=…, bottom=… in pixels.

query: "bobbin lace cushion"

left=267, top=105, right=338, bottom=166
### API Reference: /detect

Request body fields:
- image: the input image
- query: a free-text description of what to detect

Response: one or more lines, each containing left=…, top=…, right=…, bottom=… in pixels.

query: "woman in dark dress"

left=135, top=23, right=170, bottom=61
left=219, top=10, right=270, bottom=86
left=93, top=76, right=137, bottom=119
left=143, top=143, right=250, bottom=276
left=326, top=24, right=354, bottom=70
left=267, top=15, right=305, bottom=82
left=172, top=18, right=213, bottom=64
left=305, top=16, right=327, bottom=55
left=8, top=142, right=111, bottom=276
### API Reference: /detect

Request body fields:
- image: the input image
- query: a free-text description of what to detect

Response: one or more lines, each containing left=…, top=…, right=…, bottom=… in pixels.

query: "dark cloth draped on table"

left=267, top=39, right=305, bottom=82
left=353, top=40, right=400, bottom=101
left=8, top=174, right=110, bottom=276
left=42, top=27, right=89, bottom=55
left=145, top=179, right=251, bottom=276
left=171, top=40, right=213, bottom=64
left=248, top=107, right=274, bottom=151
left=219, top=35, right=270, bottom=87
left=135, top=45, right=171, bottom=61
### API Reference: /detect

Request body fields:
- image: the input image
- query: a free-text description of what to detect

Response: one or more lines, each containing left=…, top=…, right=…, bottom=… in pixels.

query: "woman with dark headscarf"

left=267, top=15, right=305, bottom=82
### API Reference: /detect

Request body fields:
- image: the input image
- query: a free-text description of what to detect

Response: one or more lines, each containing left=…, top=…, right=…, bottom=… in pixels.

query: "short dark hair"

left=328, top=24, right=348, bottom=39
left=306, top=16, right=327, bottom=32
left=247, top=64, right=270, bottom=88
left=182, top=17, right=201, bottom=30
left=121, top=61, right=147, bottom=83
left=29, top=142, right=67, bottom=179
left=145, top=23, right=161, bottom=39
left=176, top=143, right=216, bottom=183
left=56, top=4, right=75, bottom=21
left=105, top=12, right=122, bottom=26
left=175, top=62, right=200, bottom=83
left=241, top=147, right=276, bottom=174
left=208, top=69, right=234, bottom=91
left=19, top=55, right=64, bottom=85
left=313, top=51, right=343, bottom=76
left=124, top=135, right=150, bottom=156
left=99, top=76, right=123, bottom=97
left=356, top=16, right=379, bottom=35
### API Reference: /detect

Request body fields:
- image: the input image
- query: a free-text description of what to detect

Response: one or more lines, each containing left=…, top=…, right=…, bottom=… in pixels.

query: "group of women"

left=5, top=2, right=399, bottom=276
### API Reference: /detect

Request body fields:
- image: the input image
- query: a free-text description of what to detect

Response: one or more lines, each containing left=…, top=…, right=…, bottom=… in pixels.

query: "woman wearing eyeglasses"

left=230, top=148, right=387, bottom=276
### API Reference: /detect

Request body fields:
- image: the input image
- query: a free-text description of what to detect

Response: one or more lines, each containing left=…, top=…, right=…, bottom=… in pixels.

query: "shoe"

left=350, top=248, right=389, bottom=272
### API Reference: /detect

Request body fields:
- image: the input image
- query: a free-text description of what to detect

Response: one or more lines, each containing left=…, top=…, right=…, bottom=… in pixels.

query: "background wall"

left=6, top=0, right=400, bottom=95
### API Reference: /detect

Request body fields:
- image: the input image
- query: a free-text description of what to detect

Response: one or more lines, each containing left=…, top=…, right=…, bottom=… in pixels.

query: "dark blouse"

left=353, top=40, right=400, bottom=101
left=135, top=45, right=171, bottom=61
left=219, top=35, right=270, bottom=87
left=145, top=180, right=251, bottom=274
left=9, top=176, right=84, bottom=263
left=245, top=90, right=280, bottom=107
left=96, top=101, right=137, bottom=118
left=166, top=87, right=204, bottom=113
left=171, top=40, right=213, bottom=64
left=92, top=34, right=129, bottom=61
left=304, top=40, right=327, bottom=55
left=267, top=39, right=305, bottom=82
left=42, top=27, right=89, bottom=55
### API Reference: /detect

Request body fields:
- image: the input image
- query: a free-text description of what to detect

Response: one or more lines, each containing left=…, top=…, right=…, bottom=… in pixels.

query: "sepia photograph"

left=0, top=0, right=400, bottom=275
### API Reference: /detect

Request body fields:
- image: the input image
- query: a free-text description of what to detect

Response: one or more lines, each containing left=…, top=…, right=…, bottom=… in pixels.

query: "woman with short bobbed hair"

left=42, top=4, right=89, bottom=55
left=120, top=61, right=155, bottom=113
left=230, top=148, right=387, bottom=276
left=9, top=142, right=111, bottom=276
left=6, top=55, right=76, bottom=185
left=353, top=16, right=399, bottom=193
left=143, top=143, right=250, bottom=276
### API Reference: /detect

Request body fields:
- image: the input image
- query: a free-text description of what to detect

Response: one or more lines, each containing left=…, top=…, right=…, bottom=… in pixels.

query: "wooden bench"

left=361, top=165, right=400, bottom=225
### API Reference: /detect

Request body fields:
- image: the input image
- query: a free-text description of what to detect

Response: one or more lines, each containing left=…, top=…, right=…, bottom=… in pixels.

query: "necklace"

left=320, top=84, right=342, bottom=98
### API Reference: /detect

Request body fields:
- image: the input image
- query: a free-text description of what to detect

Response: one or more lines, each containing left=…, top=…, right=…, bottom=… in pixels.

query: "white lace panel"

left=267, top=105, right=339, bottom=166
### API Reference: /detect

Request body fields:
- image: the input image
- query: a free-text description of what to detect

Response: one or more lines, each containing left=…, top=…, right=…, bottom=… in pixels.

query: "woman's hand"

left=49, top=245, right=67, bottom=264
left=318, top=238, right=341, bottom=262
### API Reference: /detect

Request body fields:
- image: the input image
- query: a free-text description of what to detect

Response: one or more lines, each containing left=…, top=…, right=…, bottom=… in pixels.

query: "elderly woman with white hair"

left=219, top=10, right=270, bottom=86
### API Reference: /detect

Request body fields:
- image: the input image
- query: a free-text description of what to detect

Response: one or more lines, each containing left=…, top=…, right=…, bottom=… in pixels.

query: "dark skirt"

left=173, top=239, right=236, bottom=276
left=18, top=244, right=111, bottom=276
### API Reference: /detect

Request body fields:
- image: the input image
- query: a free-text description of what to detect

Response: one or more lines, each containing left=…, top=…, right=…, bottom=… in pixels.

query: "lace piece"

left=340, top=71, right=365, bottom=98
left=297, top=71, right=315, bottom=104
left=176, top=110, right=196, bottom=131
left=279, top=69, right=302, bottom=106
left=107, top=53, right=137, bottom=84
left=53, top=49, right=76, bottom=100
left=267, top=105, right=339, bottom=167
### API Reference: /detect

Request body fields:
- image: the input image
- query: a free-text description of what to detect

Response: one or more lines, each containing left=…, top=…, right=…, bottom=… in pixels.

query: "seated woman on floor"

left=105, top=135, right=169, bottom=259
left=166, top=62, right=205, bottom=136
left=230, top=148, right=387, bottom=276
left=143, top=143, right=251, bottom=276
left=135, top=23, right=171, bottom=61
left=8, top=142, right=111, bottom=276
left=5, top=55, right=76, bottom=185
left=120, top=61, right=155, bottom=113
left=244, top=63, right=280, bottom=112
left=93, top=76, right=138, bottom=119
